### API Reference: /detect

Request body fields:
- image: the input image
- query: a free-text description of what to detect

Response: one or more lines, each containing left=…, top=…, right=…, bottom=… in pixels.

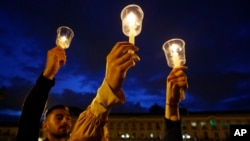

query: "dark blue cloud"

left=1, top=0, right=250, bottom=119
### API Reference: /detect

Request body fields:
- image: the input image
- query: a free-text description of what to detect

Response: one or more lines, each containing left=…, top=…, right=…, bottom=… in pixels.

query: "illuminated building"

left=107, top=111, right=250, bottom=141
left=0, top=110, right=249, bottom=141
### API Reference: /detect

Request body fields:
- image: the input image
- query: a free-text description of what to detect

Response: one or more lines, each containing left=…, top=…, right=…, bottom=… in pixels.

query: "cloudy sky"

left=0, top=0, right=250, bottom=120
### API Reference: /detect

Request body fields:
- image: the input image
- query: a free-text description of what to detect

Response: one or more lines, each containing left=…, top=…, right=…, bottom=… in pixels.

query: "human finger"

left=168, top=66, right=187, bottom=80
left=170, top=66, right=188, bottom=74
left=170, top=76, right=188, bottom=90
left=54, top=47, right=67, bottom=66
left=116, top=53, right=139, bottom=73
left=119, top=58, right=137, bottom=73
left=109, top=42, right=139, bottom=59
left=122, top=52, right=140, bottom=62
left=169, top=74, right=186, bottom=83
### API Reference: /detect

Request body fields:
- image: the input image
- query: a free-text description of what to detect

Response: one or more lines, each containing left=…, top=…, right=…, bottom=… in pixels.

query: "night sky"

left=1, top=0, right=250, bottom=120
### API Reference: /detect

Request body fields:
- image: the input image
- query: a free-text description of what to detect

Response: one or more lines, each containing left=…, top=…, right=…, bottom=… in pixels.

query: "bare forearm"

left=165, top=104, right=180, bottom=121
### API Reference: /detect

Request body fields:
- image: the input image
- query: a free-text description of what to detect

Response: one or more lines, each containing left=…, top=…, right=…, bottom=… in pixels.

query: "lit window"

left=149, top=133, right=154, bottom=138
left=182, top=133, right=191, bottom=139
left=191, top=121, right=197, bottom=129
left=125, top=133, right=130, bottom=138
left=210, top=120, right=217, bottom=129
left=200, top=121, right=206, bottom=129
left=121, top=133, right=130, bottom=139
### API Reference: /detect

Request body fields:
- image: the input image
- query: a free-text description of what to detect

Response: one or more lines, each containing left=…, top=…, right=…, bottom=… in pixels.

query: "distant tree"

left=0, top=86, right=7, bottom=101
left=111, top=101, right=147, bottom=113
left=68, top=106, right=83, bottom=117
left=149, top=103, right=164, bottom=114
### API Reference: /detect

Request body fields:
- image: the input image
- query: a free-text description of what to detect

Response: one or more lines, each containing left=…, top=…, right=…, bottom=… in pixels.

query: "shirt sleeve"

left=69, top=79, right=125, bottom=141
left=163, top=118, right=183, bottom=141
left=16, top=74, right=55, bottom=141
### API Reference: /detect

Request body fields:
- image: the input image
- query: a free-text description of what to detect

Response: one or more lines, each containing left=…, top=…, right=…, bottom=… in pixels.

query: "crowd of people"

left=16, top=41, right=188, bottom=141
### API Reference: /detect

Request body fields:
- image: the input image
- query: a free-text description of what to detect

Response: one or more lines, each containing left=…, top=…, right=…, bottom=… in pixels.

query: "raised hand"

left=43, top=46, right=66, bottom=80
left=105, top=42, right=140, bottom=93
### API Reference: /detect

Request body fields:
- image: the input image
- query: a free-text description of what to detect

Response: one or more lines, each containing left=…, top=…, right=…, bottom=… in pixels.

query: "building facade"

left=106, top=111, right=250, bottom=141
left=0, top=111, right=249, bottom=141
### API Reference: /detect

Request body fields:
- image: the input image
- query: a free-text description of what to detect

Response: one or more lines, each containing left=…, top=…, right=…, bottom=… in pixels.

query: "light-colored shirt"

left=69, top=80, right=125, bottom=141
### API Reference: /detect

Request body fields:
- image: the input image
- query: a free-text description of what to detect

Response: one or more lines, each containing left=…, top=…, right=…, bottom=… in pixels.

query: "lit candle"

left=170, top=43, right=185, bottom=99
left=57, top=36, right=69, bottom=49
left=171, top=43, right=181, bottom=68
left=56, top=26, right=74, bottom=49
left=126, top=12, right=137, bottom=44
left=121, top=4, right=144, bottom=45
left=162, top=38, right=186, bottom=100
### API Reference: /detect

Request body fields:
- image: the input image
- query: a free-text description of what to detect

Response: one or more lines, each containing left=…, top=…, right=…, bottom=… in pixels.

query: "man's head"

left=43, top=105, right=72, bottom=139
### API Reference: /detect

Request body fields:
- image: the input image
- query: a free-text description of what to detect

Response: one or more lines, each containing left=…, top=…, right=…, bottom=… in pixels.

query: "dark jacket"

left=16, top=74, right=55, bottom=141
left=163, top=118, right=182, bottom=141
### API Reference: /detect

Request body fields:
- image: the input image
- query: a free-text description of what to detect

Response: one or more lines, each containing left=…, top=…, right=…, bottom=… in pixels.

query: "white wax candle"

left=129, top=35, right=135, bottom=44
left=171, top=43, right=180, bottom=68
left=126, top=12, right=136, bottom=45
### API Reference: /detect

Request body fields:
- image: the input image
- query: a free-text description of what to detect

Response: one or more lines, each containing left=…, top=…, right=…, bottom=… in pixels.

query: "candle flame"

left=171, top=43, right=181, bottom=67
left=60, top=36, right=68, bottom=42
left=126, top=12, right=137, bottom=27
left=171, top=43, right=181, bottom=54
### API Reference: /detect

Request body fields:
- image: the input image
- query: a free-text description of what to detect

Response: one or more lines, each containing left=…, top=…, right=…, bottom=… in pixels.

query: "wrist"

left=104, top=78, right=122, bottom=94
left=166, top=102, right=179, bottom=107
left=166, top=103, right=178, bottom=107
left=165, top=107, right=180, bottom=121
left=43, top=72, right=55, bottom=80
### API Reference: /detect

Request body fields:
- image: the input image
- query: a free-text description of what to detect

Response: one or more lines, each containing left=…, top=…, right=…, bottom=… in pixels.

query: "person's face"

left=43, top=109, right=72, bottom=138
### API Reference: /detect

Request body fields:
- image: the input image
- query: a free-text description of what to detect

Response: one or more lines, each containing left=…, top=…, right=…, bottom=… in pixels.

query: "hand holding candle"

left=163, top=38, right=186, bottom=100
left=56, top=26, right=74, bottom=49
left=121, top=4, right=144, bottom=45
